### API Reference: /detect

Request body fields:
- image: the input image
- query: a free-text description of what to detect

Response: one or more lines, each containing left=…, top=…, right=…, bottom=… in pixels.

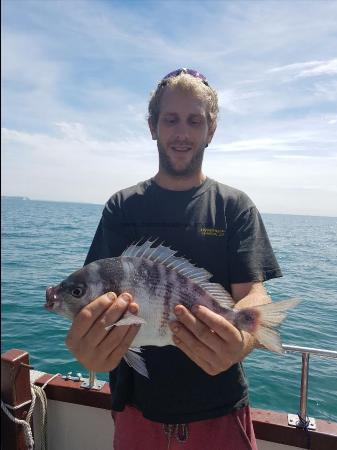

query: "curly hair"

left=148, top=73, right=219, bottom=132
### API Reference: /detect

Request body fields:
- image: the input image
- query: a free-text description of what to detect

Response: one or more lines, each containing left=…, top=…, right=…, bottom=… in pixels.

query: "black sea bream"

left=45, top=239, right=299, bottom=377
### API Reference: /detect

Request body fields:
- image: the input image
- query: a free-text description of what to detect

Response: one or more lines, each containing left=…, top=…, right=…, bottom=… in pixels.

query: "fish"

left=45, top=239, right=300, bottom=378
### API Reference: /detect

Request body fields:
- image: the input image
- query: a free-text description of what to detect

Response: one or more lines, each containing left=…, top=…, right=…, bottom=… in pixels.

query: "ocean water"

left=1, top=197, right=337, bottom=422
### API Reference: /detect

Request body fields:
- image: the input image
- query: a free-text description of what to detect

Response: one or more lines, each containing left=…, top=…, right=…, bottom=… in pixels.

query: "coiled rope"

left=1, top=373, right=60, bottom=450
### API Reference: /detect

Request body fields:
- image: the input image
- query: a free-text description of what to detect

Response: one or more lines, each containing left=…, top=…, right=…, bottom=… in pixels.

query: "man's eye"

left=189, top=118, right=202, bottom=126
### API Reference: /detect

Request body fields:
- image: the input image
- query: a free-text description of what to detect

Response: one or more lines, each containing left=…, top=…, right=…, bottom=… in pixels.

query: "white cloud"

left=1, top=124, right=157, bottom=203
left=296, top=59, right=337, bottom=78
left=313, top=80, right=337, bottom=102
left=217, top=89, right=263, bottom=113
left=214, top=137, right=290, bottom=153
left=204, top=151, right=337, bottom=216
left=269, top=59, right=337, bottom=76
left=2, top=124, right=153, bottom=161
left=54, top=122, right=89, bottom=142
left=213, top=129, right=337, bottom=154
left=2, top=120, right=337, bottom=217
left=2, top=0, right=337, bottom=216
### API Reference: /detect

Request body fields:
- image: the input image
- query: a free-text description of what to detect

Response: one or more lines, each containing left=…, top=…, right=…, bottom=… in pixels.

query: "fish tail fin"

left=254, top=325, right=283, bottom=353
left=239, top=298, right=300, bottom=353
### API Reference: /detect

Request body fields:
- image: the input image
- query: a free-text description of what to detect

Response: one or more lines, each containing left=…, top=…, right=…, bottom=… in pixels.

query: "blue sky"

left=2, top=0, right=337, bottom=216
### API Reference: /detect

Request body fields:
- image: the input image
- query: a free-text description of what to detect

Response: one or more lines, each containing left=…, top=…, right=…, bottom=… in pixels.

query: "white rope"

left=32, top=373, right=61, bottom=450
left=2, top=398, right=32, bottom=410
left=1, top=390, right=35, bottom=450
left=31, top=385, right=48, bottom=449
left=1, top=373, right=60, bottom=450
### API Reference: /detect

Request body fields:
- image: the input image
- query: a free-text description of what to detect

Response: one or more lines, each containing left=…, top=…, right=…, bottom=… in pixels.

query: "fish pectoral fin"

left=124, top=349, right=149, bottom=378
left=129, top=346, right=142, bottom=353
left=104, top=313, right=146, bottom=331
left=114, top=314, right=147, bottom=327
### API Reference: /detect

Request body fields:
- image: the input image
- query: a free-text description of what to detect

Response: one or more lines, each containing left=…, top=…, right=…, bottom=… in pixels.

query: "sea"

left=1, top=197, right=337, bottom=422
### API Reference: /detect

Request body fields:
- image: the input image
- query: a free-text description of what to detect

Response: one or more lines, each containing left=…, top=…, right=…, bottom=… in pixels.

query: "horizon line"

left=2, top=195, right=337, bottom=219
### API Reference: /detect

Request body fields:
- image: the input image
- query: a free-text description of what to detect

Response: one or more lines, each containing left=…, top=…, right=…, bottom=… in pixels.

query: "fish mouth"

left=45, top=286, right=58, bottom=311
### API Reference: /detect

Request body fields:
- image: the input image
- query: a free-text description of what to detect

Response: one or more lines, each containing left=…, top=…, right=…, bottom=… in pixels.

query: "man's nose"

left=174, top=122, right=189, bottom=140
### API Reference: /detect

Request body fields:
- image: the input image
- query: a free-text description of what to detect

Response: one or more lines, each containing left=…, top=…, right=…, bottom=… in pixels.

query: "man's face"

left=150, top=87, right=215, bottom=177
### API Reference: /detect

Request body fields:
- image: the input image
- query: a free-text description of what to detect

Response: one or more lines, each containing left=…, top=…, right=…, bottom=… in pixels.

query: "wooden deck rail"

left=2, top=348, right=337, bottom=450
left=1, top=349, right=33, bottom=450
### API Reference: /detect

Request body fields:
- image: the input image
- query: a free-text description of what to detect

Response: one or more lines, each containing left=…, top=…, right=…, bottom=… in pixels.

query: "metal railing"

left=282, top=344, right=337, bottom=430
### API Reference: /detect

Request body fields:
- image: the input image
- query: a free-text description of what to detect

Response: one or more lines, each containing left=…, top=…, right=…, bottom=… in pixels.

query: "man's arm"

left=231, top=281, right=271, bottom=305
left=169, top=281, right=270, bottom=376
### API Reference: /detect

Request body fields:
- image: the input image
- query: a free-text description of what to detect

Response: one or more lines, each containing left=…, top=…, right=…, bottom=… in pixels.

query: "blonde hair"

left=148, top=73, right=219, bottom=132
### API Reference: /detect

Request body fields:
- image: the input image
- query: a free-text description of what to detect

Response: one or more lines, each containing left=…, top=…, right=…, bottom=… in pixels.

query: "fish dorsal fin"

left=199, top=282, right=234, bottom=308
left=122, top=239, right=154, bottom=258
left=122, top=239, right=212, bottom=283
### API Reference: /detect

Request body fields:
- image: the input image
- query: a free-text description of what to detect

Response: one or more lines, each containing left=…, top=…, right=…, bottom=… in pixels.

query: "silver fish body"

left=45, top=239, right=299, bottom=377
left=113, top=256, right=236, bottom=348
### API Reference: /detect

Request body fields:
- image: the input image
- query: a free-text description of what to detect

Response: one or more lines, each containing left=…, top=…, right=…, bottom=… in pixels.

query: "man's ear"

left=148, top=118, right=157, bottom=140
left=207, top=122, right=217, bottom=145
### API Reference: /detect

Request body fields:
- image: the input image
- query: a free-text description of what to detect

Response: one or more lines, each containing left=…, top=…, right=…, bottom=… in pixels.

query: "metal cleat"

left=80, top=370, right=105, bottom=390
left=288, top=413, right=316, bottom=430
left=62, top=372, right=84, bottom=382
left=80, top=378, right=105, bottom=390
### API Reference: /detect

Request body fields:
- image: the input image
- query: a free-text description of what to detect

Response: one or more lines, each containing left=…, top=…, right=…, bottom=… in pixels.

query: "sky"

left=2, top=0, right=337, bottom=216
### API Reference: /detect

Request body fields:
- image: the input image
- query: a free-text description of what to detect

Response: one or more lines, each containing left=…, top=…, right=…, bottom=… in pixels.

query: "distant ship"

left=1, top=195, right=30, bottom=200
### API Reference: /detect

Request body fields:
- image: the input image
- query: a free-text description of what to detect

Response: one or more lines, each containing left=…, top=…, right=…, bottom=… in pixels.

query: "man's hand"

left=169, top=304, right=252, bottom=376
left=65, top=292, right=140, bottom=372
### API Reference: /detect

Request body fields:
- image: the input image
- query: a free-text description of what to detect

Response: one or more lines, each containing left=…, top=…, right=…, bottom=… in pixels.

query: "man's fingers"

left=99, top=293, right=133, bottom=328
left=192, top=305, right=242, bottom=344
left=170, top=304, right=242, bottom=375
left=173, top=305, right=223, bottom=350
left=93, top=295, right=139, bottom=347
left=128, top=302, right=139, bottom=315
left=66, top=292, right=116, bottom=346
left=66, top=292, right=134, bottom=349
left=105, top=324, right=141, bottom=363
left=172, top=334, right=215, bottom=375
left=170, top=319, right=219, bottom=364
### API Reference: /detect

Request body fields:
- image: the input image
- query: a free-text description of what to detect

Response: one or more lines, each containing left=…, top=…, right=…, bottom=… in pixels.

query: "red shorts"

left=112, top=405, right=258, bottom=450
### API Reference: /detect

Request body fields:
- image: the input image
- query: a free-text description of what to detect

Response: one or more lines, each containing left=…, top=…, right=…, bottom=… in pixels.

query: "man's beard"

left=157, top=140, right=206, bottom=177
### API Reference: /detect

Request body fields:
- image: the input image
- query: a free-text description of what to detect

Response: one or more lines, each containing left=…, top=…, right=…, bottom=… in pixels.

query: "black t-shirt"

left=85, top=177, right=282, bottom=424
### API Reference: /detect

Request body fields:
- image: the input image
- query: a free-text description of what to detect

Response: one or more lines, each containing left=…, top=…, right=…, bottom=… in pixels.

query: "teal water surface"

left=1, top=198, right=337, bottom=422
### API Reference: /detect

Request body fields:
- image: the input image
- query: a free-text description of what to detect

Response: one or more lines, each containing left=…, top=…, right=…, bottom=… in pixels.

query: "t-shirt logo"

left=199, top=226, right=225, bottom=237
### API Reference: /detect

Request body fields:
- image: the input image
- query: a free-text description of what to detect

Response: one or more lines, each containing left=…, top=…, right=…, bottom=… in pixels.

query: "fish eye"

left=71, top=287, right=84, bottom=298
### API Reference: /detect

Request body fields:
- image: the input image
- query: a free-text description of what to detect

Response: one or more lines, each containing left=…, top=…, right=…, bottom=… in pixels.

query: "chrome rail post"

left=81, top=370, right=105, bottom=390
left=88, top=370, right=96, bottom=388
left=281, top=344, right=337, bottom=430
left=298, top=352, right=309, bottom=425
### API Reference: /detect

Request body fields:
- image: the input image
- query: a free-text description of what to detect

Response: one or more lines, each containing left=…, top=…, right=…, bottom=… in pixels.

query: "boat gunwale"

left=2, top=349, right=337, bottom=450
left=34, top=372, right=337, bottom=449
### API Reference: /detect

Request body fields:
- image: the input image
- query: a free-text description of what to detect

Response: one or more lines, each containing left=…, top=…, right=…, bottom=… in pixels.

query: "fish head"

left=45, top=262, right=107, bottom=319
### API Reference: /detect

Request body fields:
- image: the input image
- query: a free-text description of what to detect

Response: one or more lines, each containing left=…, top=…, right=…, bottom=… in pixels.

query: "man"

left=66, top=68, right=282, bottom=449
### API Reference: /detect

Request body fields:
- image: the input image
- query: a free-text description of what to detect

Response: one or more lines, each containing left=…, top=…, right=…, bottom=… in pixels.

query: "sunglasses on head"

left=160, top=68, right=209, bottom=86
